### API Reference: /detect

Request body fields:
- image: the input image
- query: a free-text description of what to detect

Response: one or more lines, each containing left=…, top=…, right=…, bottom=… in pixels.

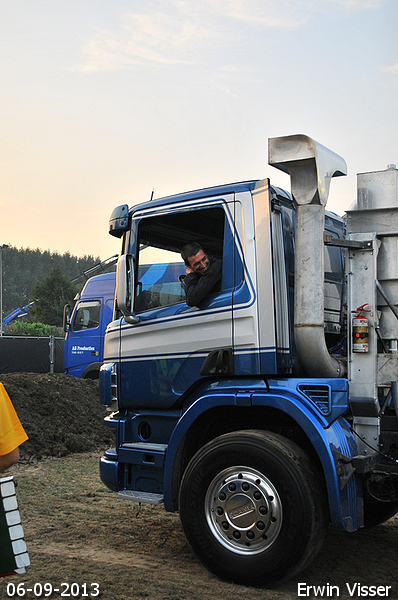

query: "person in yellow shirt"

left=0, top=383, right=28, bottom=472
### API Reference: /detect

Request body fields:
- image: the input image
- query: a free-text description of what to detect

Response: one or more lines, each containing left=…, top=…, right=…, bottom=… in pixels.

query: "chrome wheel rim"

left=205, top=466, right=283, bottom=555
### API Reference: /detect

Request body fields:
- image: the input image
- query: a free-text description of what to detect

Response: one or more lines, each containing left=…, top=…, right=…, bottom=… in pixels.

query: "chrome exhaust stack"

left=269, top=134, right=347, bottom=377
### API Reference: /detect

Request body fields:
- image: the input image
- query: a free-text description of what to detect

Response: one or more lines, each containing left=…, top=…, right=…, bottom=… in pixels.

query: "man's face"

left=187, top=250, right=210, bottom=274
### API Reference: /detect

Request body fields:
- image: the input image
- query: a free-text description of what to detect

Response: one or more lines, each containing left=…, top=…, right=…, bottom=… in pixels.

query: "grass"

left=1, top=452, right=396, bottom=600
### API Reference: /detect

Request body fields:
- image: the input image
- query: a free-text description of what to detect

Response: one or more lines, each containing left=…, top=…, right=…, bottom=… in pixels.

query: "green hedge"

left=4, top=321, right=64, bottom=338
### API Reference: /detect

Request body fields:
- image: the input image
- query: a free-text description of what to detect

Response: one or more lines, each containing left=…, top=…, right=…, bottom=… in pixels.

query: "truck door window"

left=135, top=247, right=186, bottom=312
left=72, top=301, right=101, bottom=331
left=135, top=206, right=225, bottom=313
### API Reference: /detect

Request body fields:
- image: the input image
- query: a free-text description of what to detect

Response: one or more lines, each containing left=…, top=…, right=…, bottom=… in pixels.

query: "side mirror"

left=109, top=205, right=129, bottom=238
left=63, top=304, right=71, bottom=332
left=116, top=254, right=139, bottom=324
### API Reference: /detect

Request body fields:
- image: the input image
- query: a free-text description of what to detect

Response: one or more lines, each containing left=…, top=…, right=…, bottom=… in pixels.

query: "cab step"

left=119, top=442, right=167, bottom=467
left=118, top=490, right=164, bottom=505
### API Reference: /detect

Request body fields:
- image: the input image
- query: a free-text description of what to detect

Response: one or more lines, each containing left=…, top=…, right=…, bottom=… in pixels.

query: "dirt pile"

left=1, top=373, right=115, bottom=461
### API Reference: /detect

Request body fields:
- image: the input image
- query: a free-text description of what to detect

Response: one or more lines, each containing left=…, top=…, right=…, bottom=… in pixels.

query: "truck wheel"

left=178, top=430, right=328, bottom=587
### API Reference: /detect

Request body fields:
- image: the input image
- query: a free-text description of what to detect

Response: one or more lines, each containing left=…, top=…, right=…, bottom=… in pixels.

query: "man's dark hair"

left=181, top=242, right=204, bottom=267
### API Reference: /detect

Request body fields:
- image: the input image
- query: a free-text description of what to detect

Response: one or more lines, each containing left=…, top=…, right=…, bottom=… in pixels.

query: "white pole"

left=0, top=244, right=8, bottom=337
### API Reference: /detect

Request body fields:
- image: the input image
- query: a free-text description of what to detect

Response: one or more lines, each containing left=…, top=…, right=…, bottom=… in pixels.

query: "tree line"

left=1, top=246, right=103, bottom=331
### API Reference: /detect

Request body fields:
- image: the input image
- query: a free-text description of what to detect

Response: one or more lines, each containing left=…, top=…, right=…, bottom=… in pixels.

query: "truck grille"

left=297, top=384, right=331, bottom=415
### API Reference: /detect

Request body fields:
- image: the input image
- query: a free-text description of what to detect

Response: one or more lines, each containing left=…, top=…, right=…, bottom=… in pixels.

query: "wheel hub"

left=205, top=467, right=282, bottom=555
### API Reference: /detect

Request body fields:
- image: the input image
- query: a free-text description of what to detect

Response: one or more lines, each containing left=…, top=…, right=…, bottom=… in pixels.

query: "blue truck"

left=98, top=134, right=398, bottom=587
left=63, top=273, right=116, bottom=379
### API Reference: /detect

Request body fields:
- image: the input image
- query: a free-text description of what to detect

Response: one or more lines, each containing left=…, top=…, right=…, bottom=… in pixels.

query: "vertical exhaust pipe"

left=268, top=134, right=347, bottom=378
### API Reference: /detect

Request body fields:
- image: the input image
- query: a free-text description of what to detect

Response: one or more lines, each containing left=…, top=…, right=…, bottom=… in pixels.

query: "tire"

left=178, top=430, right=328, bottom=587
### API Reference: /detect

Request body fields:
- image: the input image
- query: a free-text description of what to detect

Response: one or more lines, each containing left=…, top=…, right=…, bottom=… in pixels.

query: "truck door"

left=117, top=197, right=238, bottom=408
left=66, top=299, right=102, bottom=377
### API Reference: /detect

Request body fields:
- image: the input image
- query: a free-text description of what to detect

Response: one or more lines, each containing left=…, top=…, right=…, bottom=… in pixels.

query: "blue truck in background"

left=98, top=134, right=398, bottom=587
left=63, top=272, right=116, bottom=379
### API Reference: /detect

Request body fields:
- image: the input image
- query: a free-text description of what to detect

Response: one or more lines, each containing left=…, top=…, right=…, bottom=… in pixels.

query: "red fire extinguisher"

left=352, top=304, right=370, bottom=353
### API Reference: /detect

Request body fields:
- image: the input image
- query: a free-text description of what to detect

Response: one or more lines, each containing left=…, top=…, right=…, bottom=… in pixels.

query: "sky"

left=1, top=0, right=397, bottom=260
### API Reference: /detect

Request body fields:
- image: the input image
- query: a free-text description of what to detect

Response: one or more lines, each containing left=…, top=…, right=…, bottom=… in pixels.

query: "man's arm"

left=0, top=447, right=19, bottom=473
left=184, top=259, right=222, bottom=307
